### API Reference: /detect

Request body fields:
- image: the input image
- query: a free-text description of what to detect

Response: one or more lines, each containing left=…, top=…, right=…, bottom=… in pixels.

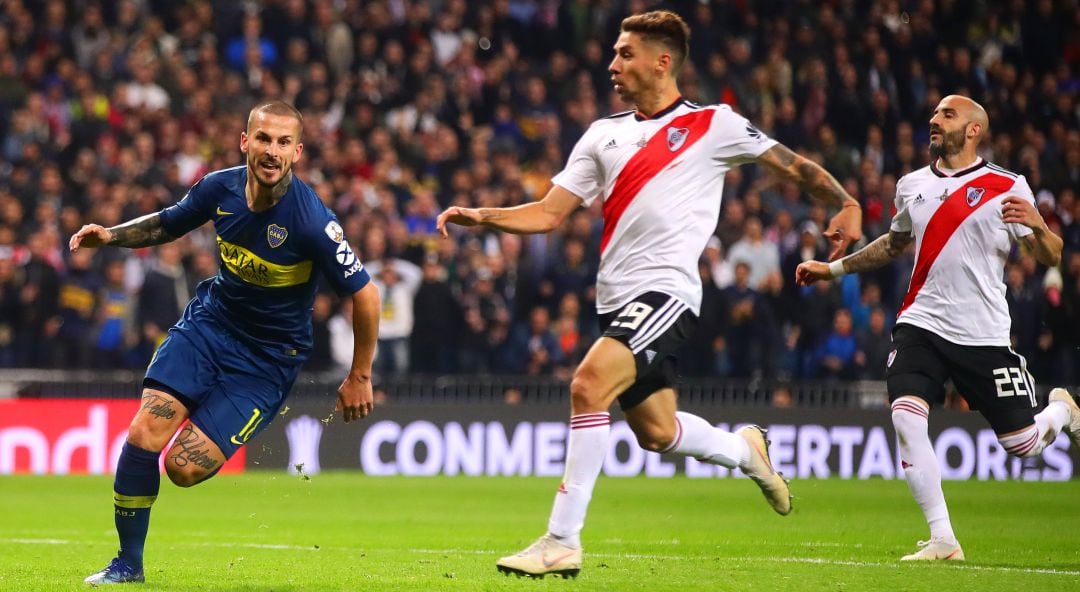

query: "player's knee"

left=633, top=425, right=676, bottom=452
left=165, top=462, right=208, bottom=488
left=569, top=369, right=604, bottom=411
left=125, top=422, right=165, bottom=452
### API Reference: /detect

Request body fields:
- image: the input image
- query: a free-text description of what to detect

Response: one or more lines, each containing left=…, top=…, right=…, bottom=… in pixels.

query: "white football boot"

left=1049, top=388, right=1080, bottom=449
left=736, top=425, right=792, bottom=515
left=901, top=538, right=965, bottom=561
left=496, top=533, right=582, bottom=579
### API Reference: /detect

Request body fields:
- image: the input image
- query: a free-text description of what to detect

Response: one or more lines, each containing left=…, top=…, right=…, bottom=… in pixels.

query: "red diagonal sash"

left=897, top=172, right=1016, bottom=316
left=600, top=110, right=714, bottom=254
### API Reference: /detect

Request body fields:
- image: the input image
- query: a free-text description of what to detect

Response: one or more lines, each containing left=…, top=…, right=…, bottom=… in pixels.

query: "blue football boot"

left=84, top=556, right=145, bottom=585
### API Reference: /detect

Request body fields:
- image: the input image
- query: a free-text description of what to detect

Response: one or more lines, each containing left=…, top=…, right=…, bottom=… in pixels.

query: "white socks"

left=548, top=412, right=611, bottom=548
left=891, top=398, right=956, bottom=543
left=662, top=411, right=750, bottom=468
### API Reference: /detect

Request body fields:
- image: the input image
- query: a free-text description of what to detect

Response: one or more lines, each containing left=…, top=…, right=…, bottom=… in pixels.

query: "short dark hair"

left=620, top=10, right=691, bottom=72
left=247, top=100, right=304, bottom=140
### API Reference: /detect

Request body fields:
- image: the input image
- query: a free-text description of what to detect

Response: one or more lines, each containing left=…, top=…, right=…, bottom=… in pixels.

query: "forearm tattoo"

left=141, top=392, right=178, bottom=420
left=107, top=213, right=174, bottom=248
left=763, top=145, right=851, bottom=208
left=170, top=424, right=221, bottom=471
left=842, top=231, right=913, bottom=274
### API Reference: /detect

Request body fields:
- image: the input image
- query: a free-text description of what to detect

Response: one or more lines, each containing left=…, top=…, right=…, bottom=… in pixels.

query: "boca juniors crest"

left=666, top=127, right=689, bottom=152
left=267, top=224, right=288, bottom=248
left=966, top=187, right=985, bottom=207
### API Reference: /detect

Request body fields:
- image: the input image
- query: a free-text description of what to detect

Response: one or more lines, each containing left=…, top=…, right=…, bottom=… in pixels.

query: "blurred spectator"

left=410, top=255, right=460, bottom=374
left=367, top=258, right=422, bottom=375
left=856, top=307, right=892, bottom=380
left=726, top=216, right=780, bottom=290
left=93, top=258, right=138, bottom=368
left=507, top=305, right=563, bottom=376
left=815, top=308, right=858, bottom=380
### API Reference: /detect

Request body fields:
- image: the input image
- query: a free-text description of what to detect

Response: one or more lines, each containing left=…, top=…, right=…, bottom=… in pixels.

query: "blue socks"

left=113, top=443, right=161, bottom=568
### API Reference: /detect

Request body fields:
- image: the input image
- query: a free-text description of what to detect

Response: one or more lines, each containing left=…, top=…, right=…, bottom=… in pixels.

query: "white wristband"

left=828, top=259, right=846, bottom=279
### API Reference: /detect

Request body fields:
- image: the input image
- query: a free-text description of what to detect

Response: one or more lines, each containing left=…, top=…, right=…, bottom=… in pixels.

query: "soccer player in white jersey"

left=797, top=94, right=1080, bottom=561
left=437, top=11, right=862, bottom=578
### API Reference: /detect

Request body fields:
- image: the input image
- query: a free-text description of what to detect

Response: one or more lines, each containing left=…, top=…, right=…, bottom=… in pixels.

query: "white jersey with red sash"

left=552, top=98, right=777, bottom=315
left=891, top=158, right=1035, bottom=346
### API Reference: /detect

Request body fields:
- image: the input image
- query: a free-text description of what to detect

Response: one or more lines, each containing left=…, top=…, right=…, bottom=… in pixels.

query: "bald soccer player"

left=797, top=95, right=1080, bottom=561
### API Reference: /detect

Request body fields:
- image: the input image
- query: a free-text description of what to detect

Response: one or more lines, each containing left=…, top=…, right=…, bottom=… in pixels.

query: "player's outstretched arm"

left=795, top=230, right=913, bottom=286
left=436, top=185, right=583, bottom=237
left=756, top=144, right=862, bottom=260
left=69, top=213, right=175, bottom=252
left=338, top=281, right=380, bottom=423
left=1002, top=195, right=1063, bottom=267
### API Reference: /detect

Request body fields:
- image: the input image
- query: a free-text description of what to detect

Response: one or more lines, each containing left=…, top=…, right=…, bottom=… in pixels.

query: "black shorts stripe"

left=630, top=300, right=688, bottom=353
left=625, top=297, right=679, bottom=350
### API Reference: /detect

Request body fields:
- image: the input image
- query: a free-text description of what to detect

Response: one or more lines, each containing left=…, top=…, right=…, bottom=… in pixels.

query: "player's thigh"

left=126, top=387, right=191, bottom=452
left=571, top=336, right=638, bottom=413
left=947, top=344, right=1037, bottom=434
left=886, top=324, right=949, bottom=406
left=164, top=421, right=227, bottom=487
left=624, top=387, right=678, bottom=451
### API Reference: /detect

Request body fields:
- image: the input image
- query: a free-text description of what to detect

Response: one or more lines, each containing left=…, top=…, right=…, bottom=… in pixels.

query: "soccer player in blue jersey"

left=70, top=101, right=381, bottom=584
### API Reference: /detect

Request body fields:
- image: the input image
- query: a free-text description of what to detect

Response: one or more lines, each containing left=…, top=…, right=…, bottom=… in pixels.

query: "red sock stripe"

left=1003, top=430, right=1039, bottom=456
left=891, top=401, right=929, bottom=419
left=570, top=413, right=611, bottom=430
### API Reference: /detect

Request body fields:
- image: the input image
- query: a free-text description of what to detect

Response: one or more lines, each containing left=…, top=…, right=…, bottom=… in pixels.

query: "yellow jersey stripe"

left=216, top=237, right=312, bottom=288
left=114, top=492, right=158, bottom=509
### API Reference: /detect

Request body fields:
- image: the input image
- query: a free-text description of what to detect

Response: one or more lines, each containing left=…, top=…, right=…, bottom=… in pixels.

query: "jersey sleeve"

left=551, top=125, right=602, bottom=207
left=1004, top=175, right=1036, bottom=240
left=310, top=214, right=371, bottom=296
left=158, top=175, right=215, bottom=237
left=889, top=175, right=913, bottom=234
left=709, top=105, right=778, bottom=164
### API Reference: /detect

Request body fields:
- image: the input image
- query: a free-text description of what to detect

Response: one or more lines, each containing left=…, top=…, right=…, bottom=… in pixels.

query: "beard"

left=929, top=127, right=966, bottom=158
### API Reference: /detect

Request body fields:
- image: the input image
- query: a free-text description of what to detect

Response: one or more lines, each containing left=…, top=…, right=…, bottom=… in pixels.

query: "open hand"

left=69, top=224, right=113, bottom=252
left=435, top=206, right=483, bottom=238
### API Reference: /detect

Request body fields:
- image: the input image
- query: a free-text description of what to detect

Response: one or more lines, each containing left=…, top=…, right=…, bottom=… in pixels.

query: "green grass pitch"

left=1, top=473, right=1077, bottom=591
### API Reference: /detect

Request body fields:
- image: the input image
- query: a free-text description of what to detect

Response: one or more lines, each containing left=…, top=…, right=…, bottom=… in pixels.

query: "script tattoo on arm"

left=841, top=230, right=914, bottom=274
left=758, top=144, right=853, bottom=209
left=106, top=213, right=174, bottom=248
left=141, top=392, right=177, bottom=420
left=170, top=424, right=221, bottom=471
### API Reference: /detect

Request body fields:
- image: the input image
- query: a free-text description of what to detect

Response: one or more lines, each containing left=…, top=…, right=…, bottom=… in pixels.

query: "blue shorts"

left=144, top=305, right=302, bottom=459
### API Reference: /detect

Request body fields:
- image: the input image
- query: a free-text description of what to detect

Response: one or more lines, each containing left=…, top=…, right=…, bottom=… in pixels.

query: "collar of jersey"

left=634, top=96, right=685, bottom=121
left=930, top=157, right=987, bottom=178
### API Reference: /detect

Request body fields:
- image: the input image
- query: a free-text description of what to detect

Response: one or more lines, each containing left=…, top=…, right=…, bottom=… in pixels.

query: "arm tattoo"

left=106, top=213, right=174, bottom=248
left=842, top=231, right=913, bottom=274
left=760, top=145, right=851, bottom=208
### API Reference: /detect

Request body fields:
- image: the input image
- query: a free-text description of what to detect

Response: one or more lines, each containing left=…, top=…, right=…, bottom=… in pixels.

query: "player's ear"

left=240, top=131, right=248, bottom=154
left=293, top=142, right=303, bottom=163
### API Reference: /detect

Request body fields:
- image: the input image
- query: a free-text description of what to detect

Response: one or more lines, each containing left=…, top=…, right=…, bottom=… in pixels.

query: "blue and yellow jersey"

left=159, top=166, right=370, bottom=363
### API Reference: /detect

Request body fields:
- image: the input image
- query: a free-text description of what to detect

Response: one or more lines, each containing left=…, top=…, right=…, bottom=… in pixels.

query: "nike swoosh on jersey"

left=217, top=207, right=234, bottom=216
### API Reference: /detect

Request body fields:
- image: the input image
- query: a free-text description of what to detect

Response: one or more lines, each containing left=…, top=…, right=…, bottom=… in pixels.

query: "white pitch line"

left=409, top=548, right=1080, bottom=577
left=5, top=538, right=1077, bottom=577
left=1, top=538, right=69, bottom=545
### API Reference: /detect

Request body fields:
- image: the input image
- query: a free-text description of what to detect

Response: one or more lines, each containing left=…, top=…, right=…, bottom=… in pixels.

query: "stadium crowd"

left=0, top=0, right=1077, bottom=387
